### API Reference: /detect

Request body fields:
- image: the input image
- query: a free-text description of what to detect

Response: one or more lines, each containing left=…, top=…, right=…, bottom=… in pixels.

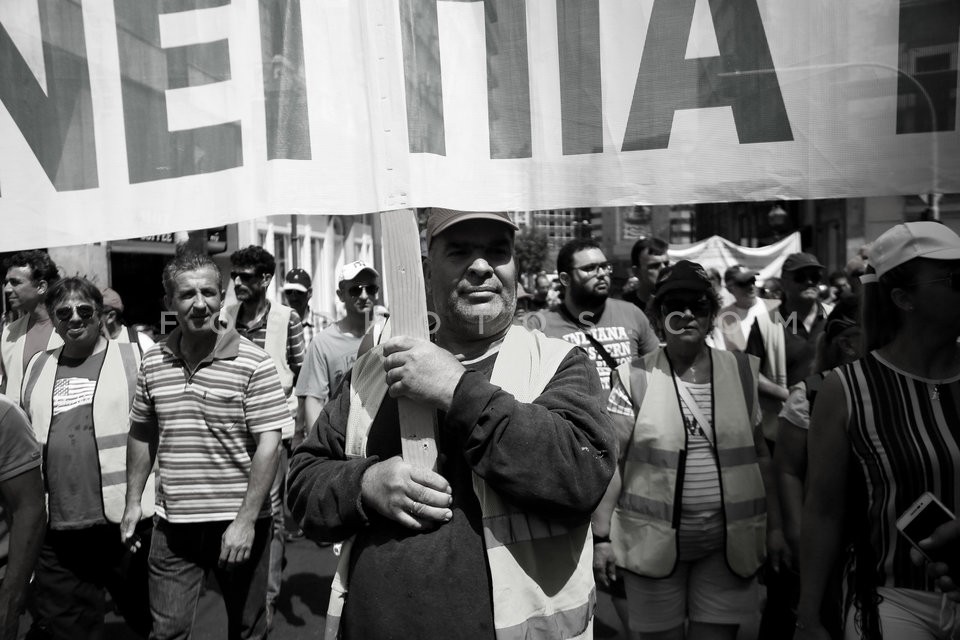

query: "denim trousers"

left=148, top=517, right=271, bottom=640
left=29, top=522, right=153, bottom=639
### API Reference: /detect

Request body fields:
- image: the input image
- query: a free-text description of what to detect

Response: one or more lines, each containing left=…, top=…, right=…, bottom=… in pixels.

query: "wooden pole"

left=380, top=209, right=438, bottom=471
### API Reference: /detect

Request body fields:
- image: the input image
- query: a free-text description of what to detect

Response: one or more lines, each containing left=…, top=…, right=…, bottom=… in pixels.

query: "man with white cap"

left=288, top=208, right=614, bottom=640
left=100, top=287, right=155, bottom=355
left=295, top=260, right=381, bottom=432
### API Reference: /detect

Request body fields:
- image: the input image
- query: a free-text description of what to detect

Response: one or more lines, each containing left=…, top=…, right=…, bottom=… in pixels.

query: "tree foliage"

left=514, top=227, right=549, bottom=277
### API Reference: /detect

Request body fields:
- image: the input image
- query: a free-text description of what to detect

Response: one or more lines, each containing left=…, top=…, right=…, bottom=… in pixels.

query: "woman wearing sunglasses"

left=796, top=222, right=960, bottom=640
left=19, top=277, right=155, bottom=639
left=594, top=260, right=781, bottom=640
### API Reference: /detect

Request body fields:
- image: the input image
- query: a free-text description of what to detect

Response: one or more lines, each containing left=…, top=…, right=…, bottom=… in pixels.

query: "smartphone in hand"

left=897, top=492, right=955, bottom=563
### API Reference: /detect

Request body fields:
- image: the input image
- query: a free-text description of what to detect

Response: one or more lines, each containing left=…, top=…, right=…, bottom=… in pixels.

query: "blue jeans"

left=148, top=517, right=271, bottom=640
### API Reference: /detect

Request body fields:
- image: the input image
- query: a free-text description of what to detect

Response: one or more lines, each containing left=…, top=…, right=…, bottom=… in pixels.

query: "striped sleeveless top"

left=836, top=351, right=960, bottom=591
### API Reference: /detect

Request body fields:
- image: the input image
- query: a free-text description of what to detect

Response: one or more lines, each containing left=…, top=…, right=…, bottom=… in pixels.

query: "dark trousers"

left=29, top=522, right=152, bottom=640
left=148, top=517, right=271, bottom=640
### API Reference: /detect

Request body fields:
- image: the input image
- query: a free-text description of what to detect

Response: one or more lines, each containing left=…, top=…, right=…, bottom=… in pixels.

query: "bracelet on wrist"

left=593, top=534, right=611, bottom=544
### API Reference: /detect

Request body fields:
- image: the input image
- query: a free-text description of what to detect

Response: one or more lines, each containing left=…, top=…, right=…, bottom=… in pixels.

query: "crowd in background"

left=0, top=215, right=959, bottom=640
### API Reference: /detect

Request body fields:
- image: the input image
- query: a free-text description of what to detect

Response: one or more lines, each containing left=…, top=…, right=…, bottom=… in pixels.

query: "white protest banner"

left=668, top=232, right=802, bottom=283
left=1, top=0, right=957, bottom=250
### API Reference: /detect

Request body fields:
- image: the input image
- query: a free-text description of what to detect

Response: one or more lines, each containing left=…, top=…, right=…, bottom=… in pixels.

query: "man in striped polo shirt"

left=121, top=250, right=292, bottom=640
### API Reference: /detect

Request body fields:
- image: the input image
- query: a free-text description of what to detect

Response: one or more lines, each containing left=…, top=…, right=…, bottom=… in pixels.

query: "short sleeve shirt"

left=527, top=299, right=659, bottom=389
left=294, top=323, right=363, bottom=403
left=130, top=328, right=293, bottom=522
left=0, top=394, right=41, bottom=578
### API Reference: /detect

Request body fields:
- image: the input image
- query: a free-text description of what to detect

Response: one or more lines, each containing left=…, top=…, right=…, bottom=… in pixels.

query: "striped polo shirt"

left=130, top=328, right=293, bottom=523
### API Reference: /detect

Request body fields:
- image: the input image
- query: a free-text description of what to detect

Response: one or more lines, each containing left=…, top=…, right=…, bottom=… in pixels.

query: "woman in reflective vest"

left=593, top=260, right=785, bottom=640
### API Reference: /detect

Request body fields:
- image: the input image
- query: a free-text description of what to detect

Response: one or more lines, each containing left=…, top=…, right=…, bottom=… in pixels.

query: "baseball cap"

left=868, top=221, right=960, bottom=278
left=100, top=287, right=123, bottom=312
left=781, top=252, right=825, bottom=273
left=336, top=260, right=379, bottom=284
left=723, top=264, right=758, bottom=284
left=426, top=208, right=519, bottom=246
left=282, top=268, right=312, bottom=292
left=654, top=260, right=713, bottom=297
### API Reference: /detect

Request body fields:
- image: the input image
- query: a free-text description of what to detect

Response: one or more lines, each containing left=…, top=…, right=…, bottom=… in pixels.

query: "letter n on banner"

left=400, top=0, right=532, bottom=159
left=622, top=0, right=792, bottom=151
left=0, top=0, right=98, bottom=191
left=115, top=0, right=242, bottom=183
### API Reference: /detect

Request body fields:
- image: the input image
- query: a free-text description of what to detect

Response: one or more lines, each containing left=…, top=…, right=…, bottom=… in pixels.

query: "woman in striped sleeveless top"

left=796, top=222, right=960, bottom=640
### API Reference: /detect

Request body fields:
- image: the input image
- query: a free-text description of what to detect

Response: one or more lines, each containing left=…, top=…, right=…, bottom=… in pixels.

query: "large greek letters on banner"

left=0, top=0, right=957, bottom=250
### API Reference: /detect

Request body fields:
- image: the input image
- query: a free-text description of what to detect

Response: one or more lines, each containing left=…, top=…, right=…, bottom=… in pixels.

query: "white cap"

left=336, top=260, right=379, bottom=284
left=870, top=221, right=960, bottom=278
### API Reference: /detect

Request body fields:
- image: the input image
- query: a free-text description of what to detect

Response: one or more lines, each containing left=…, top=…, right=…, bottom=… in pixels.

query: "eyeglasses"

left=230, top=271, right=260, bottom=284
left=348, top=284, right=379, bottom=297
left=54, top=304, right=96, bottom=322
left=733, top=278, right=757, bottom=288
left=660, top=296, right=711, bottom=317
left=575, top=262, right=613, bottom=277
left=910, top=272, right=960, bottom=291
left=792, top=270, right=822, bottom=285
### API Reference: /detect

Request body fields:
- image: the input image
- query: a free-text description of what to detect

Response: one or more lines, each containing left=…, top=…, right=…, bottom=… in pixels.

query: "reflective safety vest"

left=1, top=314, right=62, bottom=401
left=326, top=325, right=596, bottom=640
left=611, top=348, right=766, bottom=579
left=222, top=302, right=297, bottom=436
left=21, top=341, right=156, bottom=524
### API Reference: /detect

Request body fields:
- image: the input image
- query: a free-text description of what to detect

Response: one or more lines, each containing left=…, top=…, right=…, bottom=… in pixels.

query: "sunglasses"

left=733, top=278, right=757, bottom=288
left=230, top=271, right=261, bottom=283
left=660, top=296, right=711, bottom=317
left=911, top=272, right=960, bottom=291
left=792, top=270, right=822, bottom=285
left=575, top=262, right=613, bottom=277
left=348, top=284, right=379, bottom=297
left=54, top=304, right=96, bottom=322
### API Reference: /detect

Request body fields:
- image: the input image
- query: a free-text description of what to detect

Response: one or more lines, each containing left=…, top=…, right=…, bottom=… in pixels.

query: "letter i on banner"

left=380, top=210, right=438, bottom=471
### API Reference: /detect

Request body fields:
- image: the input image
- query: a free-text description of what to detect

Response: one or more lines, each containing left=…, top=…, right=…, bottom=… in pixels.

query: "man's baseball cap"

left=723, top=264, right=758, bottom=284
left=100, top=287, right=123, bottom=312
left=282, top=268, right=312, bottom=292
left=781, top=252, right=825, bottom=273
left=336, top=260, right=379, bottom=284
left=654, top=260, right=712, bottom=297
left=868, top=221, right=960, bottom=278
left=426, top=208, right=519, bottom=246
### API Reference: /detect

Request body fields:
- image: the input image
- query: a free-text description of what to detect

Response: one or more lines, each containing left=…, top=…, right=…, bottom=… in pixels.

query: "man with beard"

left=122, top=250, right=289, bottom=640
left=295, top=260, right=380, bottom=431
left=222, top=246, right=304, bottom=626
left=288, top=209, right=615, bottom=640
left=1, top=251, right=62, bottom=399
left=529, top=239, right=658, bottom=390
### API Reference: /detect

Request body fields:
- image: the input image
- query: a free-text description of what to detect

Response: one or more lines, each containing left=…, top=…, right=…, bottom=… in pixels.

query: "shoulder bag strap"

left=558, top=304, right=620, bottom=372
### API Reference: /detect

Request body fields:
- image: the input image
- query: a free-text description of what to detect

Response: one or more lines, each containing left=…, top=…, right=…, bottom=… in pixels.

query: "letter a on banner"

left=622, top=0, right=792, bottom=151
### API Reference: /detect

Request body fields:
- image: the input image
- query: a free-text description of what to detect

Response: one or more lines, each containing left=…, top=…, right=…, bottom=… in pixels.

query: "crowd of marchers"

left=0, top=211, right=959, bottom=640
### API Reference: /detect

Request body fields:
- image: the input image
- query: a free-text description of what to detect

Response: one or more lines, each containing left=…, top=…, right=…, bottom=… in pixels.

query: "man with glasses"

left=295, top=260, right=380, bottom=432
left=222, top=245, right=304, bottom=627
left=22, top=277, right=154, bottom=639
left=530, top=239, right=659, bottom=391
left=716, top=264, right=773, bottom=352
left=1, top=250, right=62, bottom=399
left=745, top=251, right=828, bottom=640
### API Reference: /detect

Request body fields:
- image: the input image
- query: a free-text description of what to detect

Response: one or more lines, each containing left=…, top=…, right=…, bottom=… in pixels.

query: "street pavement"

left=21, top=534, right=772, bottom=640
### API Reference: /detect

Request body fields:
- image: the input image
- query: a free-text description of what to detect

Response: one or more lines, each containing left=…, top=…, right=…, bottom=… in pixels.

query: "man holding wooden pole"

left=288, top=209, right=616, bottom=639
